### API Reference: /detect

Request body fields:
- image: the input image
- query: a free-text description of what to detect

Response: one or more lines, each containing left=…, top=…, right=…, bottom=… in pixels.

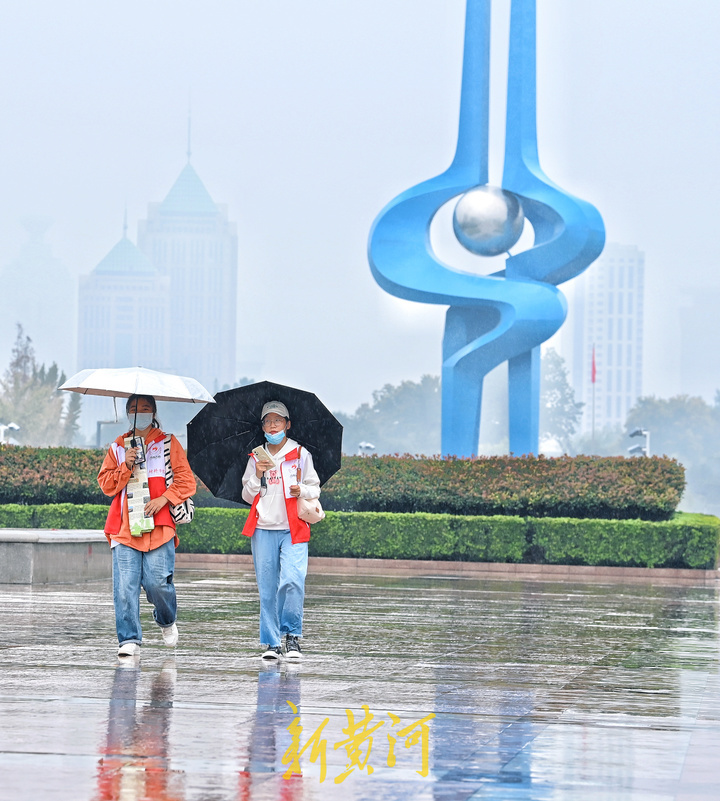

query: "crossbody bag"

left=163, top=435, right=195, bottom=524
left=296, top=446, right=325, bottom=524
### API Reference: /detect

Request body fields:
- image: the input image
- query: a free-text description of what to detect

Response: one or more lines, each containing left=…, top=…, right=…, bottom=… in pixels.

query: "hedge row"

left=527, top=516, right=719, bottom=570
left=182, top=510, right=720, bottom=568
left=0, top=447, right=109, bottom=505
left=177, top=509, right=529, bottom=563
left=0, top=447, right=686, bottom=521
left=0, top=503, right=108, bottom=530
left=2, top=504, right=717, bottom=569
left=319, top=455, right=685, bottom=521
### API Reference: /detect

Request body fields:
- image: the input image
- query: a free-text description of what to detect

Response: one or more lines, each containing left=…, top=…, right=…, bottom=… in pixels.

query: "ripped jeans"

left=112, top=539, right=177, bottom=645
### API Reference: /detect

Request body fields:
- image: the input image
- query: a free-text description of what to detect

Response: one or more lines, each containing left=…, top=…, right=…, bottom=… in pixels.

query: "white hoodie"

left=241, top=437, right=321, bottom=530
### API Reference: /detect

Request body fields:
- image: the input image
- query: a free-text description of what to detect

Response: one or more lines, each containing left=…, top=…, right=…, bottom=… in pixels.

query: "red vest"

left=241, top=447, right=311, bottom=544
left=104, top=433, right=175, bottom=536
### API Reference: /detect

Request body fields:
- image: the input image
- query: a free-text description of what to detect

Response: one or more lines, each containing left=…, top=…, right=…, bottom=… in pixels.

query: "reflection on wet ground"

left=1, top=569, right=719, bottom=800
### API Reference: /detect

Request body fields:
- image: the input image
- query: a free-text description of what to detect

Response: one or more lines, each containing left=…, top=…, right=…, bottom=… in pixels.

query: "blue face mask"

left=129, top=412, right=154, bottom=431
left=264, top=429, right=286, bottom=445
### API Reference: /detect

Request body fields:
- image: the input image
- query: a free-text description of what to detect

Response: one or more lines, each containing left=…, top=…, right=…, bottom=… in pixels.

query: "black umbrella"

left=187, top=380, right=343, bottom=504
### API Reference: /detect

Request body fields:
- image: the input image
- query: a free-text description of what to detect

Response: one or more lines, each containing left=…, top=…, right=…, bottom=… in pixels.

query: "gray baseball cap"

left=261, top=400, right=289, bottom=420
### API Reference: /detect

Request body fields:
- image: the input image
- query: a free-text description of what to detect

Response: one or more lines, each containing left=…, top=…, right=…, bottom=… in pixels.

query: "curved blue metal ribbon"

left=368, top=0, right=604, bottom=456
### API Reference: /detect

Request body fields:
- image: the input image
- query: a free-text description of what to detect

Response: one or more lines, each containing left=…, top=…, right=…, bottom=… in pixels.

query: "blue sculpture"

left=368, top=0, right=605, bottom=457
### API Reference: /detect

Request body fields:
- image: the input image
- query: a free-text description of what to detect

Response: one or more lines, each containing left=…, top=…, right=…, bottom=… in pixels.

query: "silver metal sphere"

left=453, top=186, right=525, bottom=257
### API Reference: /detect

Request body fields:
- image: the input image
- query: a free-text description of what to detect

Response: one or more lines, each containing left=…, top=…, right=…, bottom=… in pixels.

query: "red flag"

left=591, top=345, right=597, bottom=384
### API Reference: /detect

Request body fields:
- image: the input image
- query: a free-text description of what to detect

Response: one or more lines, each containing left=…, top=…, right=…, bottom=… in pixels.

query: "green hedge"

left=0, top=504, right=34, bottom=528
left=529, top=515, right=720, bottom=569
left=0, top=503, right=108, bottom=529
left=320, top=455, right=685, bottom=521
left=174, top=510, right=527, bottom=562
left=0, top=447, right=108, bottom=505
left=305, top=512, right=527, bottom=562
left=2, top=504, right=716, bottom=569
left=0, top=447, right=686, bottom=521
left=178, top=508, right=251, bottom=554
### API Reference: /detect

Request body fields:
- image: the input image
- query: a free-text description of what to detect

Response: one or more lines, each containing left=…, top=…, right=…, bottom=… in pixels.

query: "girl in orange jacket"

left=98, top=394, right=195, bottom=658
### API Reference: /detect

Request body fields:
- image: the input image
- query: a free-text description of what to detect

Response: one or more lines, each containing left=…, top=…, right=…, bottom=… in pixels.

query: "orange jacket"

left=97, top=428, right=196, bottom=552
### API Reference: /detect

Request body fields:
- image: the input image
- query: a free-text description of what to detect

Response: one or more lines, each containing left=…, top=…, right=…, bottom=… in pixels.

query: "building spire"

left=123, top=206, right=128, bottom=239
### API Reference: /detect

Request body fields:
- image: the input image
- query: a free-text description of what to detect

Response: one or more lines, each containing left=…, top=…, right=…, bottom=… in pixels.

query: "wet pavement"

left=1, top=568, right=719, bottom=800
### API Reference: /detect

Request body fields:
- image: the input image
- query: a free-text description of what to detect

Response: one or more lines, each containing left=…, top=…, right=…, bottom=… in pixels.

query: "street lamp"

left=628, top=427, right=650, bottom=457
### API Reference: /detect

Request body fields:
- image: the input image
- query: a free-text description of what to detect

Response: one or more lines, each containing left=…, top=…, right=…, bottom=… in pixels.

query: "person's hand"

left=255, top=458, right=273, bottom=478
left=125, top=447, right=139, bottom=470
left=144, top=496, right=169, bottom=517
left=289, top=484, right=301, bottom=498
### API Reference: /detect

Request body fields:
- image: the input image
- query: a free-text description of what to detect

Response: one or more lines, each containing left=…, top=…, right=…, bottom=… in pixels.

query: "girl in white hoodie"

left=241, top=400, right=320, bottom=660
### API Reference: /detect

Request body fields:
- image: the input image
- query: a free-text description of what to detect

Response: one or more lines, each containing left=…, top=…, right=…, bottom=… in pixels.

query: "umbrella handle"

left=260, top=474, right=267, bottom=497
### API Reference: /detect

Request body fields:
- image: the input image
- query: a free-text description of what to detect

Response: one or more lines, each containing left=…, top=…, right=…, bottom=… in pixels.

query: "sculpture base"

left=0, top=530, right=110, bottom=584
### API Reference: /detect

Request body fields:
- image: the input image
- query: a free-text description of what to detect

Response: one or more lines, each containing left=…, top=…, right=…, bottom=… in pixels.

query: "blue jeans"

left=251, top=529, right=308, bottom=647
left=112, top=540, right=177, bottom=645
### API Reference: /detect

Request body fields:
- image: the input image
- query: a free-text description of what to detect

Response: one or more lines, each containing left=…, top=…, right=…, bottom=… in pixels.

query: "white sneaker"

left=161, top=622, right=179, bottom=647
left=117, top=642, right=140, bottom=657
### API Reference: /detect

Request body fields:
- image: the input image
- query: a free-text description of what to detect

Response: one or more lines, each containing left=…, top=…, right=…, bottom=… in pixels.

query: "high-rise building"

left=137, top=160, right=238, bottom=391
left=77, top=233, right=170, bottom=371
left=557, top=243, right=645, bottom=434
left=76, top=155, right=239, bottom=442
left=77, top=231, right=171, bottom=443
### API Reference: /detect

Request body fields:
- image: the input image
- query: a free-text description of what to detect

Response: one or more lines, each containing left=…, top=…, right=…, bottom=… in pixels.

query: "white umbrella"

left=60, top=367, right=215, bottom=404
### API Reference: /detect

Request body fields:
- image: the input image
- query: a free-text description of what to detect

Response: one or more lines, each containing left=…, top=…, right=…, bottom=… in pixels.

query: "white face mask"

left=128, top=412, right=154, bottom=431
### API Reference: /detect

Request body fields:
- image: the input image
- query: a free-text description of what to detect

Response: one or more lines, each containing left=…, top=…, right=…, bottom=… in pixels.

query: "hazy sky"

left=0, top=0, right=718, bottom=416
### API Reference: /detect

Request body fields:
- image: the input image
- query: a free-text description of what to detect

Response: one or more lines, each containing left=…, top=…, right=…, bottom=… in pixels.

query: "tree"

left=62, top=393, right=82, bottom=445
left=219, top=376, right=255, bottom=392
left=335, top=375, right=441, bottom=455
left=572, top=424, right=626, bottom=457
left=339, top=357, right=580, bottom=458
left=624, top=394, right=720, bottom=515
left=0, top=324, right=80, bottom=446
left=539, top=348, right=583, bottom=453
left=626, top=395, right=716, bottom=461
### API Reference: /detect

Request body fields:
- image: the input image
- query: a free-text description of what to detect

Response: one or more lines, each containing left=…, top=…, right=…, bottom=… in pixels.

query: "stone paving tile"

left=0, top=570, right=719, bottom=800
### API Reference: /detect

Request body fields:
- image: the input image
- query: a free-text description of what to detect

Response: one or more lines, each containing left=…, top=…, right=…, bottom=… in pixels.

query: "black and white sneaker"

left=285, top=635, right=303, bottom=661
left=261, top=646, right=282, bottom=660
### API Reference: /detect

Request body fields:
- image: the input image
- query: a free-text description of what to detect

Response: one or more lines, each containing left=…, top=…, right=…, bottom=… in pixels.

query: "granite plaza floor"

left=1, top=567, right=719, bottom=800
